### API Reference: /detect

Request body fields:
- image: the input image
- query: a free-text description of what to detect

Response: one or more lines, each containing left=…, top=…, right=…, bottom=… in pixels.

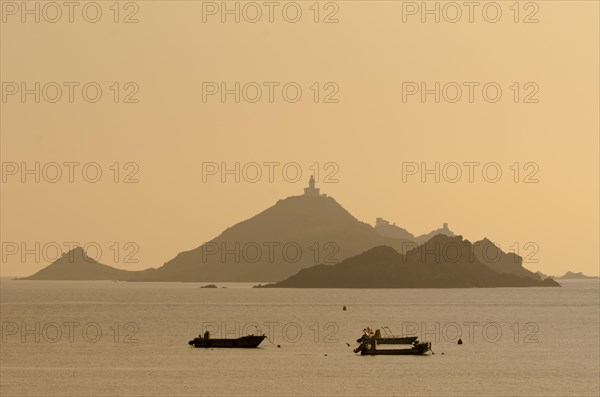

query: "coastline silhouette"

left=21, top=178, right=560, bottom=287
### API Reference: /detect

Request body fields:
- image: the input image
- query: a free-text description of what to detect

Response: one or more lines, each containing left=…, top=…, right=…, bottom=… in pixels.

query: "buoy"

left=343, top=306, right=347, bottom=311
left=457, top=338, right=463, bottom=345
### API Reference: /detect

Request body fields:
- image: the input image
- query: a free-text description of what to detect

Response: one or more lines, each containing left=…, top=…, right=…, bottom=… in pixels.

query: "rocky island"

left=258, top=235, right=560, bottom=288
left=555, top=271, right=599, bottom=279
left=20, top=177, right=559, bottom=287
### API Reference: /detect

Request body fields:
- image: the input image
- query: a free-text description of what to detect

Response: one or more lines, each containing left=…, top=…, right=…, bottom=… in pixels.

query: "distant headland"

left=554, top=271, right=599, bottom=280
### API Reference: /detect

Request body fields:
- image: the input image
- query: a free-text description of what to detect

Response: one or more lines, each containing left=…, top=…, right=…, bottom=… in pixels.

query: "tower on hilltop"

left=303, top=175, right=321, bottom=197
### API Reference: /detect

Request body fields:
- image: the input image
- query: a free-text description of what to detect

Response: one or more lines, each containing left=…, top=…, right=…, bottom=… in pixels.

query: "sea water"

left=1, top=278, right=598, bottom=396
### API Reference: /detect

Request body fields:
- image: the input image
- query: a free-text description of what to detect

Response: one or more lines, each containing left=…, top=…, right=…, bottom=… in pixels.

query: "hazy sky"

left=1, top=1, right=598, bottom=277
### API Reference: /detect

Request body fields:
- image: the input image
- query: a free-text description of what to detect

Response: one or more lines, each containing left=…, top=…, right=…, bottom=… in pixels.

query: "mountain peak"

left=66, top=246, right=87, bottom=257
left=21, top=246, right=134, bottom=281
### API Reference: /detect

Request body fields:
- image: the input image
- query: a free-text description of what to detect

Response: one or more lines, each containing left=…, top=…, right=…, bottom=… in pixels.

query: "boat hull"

left=358, top=341, right=431, bottom=355
left=188, top=335, right=266, bottom=348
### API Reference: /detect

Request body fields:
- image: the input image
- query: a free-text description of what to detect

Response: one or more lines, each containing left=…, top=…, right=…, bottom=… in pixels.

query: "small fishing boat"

left=354, top=327, right=431, bottom=356
left=188, top=331, right=266, bottom=348
left=356, top=341, right=432, bottom=355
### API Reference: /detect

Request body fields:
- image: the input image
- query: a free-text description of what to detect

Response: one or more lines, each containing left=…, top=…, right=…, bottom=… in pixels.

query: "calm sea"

left=1, top=278, right=598, bottom=397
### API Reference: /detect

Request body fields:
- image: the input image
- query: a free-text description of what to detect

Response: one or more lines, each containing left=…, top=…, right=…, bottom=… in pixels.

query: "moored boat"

left=356, top=341, right=432, bottom=355
left=354, top=327, right=431, bottom=356
left=188, top=331, right=266, bottom=348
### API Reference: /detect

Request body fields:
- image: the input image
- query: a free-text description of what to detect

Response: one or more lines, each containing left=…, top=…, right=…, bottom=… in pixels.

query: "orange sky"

left=1, top=1, right=598, bottom=277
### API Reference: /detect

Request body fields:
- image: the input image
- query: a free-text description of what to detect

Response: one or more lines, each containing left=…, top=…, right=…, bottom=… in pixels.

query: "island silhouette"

left=258, top=235, right=559, bottom=288
left=554, top=271, right=599, bottom=279
left=21, top=177, right=559, bottom=287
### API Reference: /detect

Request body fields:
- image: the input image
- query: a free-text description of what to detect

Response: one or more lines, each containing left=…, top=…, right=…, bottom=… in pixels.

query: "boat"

left=354, top=327, right=431, bottom=356
left=188, top=331, right=266, bottom=348
left=356, top=341, right=432, bottom=355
